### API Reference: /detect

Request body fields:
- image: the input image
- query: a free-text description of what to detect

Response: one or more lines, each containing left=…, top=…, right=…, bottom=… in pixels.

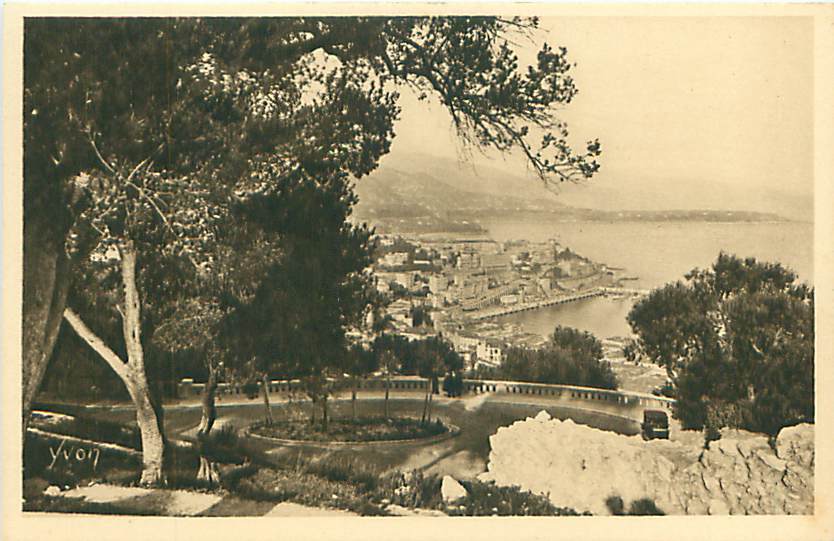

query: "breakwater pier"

left=468, top=286, right=649, bottom=321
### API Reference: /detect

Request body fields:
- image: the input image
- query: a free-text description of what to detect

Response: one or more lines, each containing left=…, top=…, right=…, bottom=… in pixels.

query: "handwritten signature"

left=48, top=439, right=101, bottom=471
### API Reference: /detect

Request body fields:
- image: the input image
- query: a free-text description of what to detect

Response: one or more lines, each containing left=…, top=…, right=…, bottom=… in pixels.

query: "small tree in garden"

left=153, top=300, right=227, bottom=485
left=379, top=350, right=399, bottom=421
left=230, top=162, right=376, bottom=432
left=344, top=344, right=380, bottom=421
left=369, top=308, right=397, bottom=419
left=152, top=222, right=279, bottom=484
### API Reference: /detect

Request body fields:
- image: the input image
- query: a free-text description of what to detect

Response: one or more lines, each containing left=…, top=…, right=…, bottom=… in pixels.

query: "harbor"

left=467, top=286, right=648, bottom=321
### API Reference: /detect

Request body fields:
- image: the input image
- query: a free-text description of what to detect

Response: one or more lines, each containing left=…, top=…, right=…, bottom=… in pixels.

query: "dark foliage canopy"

left=627, top=253, right=814, bottom=435
left=25, top=16, right=601, bottom=408
left=489, top=326, right=617, bottom=389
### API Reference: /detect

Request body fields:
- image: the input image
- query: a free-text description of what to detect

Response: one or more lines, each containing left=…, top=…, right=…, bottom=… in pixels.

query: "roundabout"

left=147, top=390, right=648, bottom=481
left=55, top=380, right=668, bottom=483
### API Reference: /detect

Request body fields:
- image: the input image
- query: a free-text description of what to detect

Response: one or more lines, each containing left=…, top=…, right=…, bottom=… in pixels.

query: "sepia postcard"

left=2, top=3, right=833, bottom=541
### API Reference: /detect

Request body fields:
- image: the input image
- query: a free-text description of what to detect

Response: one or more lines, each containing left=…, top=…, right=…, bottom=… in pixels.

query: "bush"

left=652, top=381, right=676, bottom=399
left=220, top=462, right=260, bottom=492
left=199, top=424, right=247, bottom=465
left=234, top=467, right=363, bottom=507
left=450, top=480, right=585, bottom=516
left=376, top=470, right=443, bottom=509
left=605, top=495, right=625, bottom=515
left=442, top=371, right=464, bottom=397
left=491, top=327, right=618, bottom=390
left=242, top=381, right=260, bottom=399
left=305, top=455, right=382, bottom=493
left=628, top=498, right=665, bottom=516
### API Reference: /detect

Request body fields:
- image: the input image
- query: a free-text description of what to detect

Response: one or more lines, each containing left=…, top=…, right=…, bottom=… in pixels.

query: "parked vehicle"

left=641, top=409, right=670, bottom=440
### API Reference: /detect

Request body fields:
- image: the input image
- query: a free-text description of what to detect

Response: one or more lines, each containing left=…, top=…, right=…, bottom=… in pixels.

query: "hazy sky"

left=381, top=17, right=815, bottom=219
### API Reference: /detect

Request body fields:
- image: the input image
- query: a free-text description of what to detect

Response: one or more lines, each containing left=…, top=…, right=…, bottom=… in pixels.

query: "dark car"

left=641, top=409, right=670, bottom=440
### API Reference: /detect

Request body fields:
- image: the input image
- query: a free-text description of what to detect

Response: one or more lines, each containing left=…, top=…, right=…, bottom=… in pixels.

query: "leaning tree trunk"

left=261, top=372, right=274, bottom=425
left=196, top=369, right=220, bottom=485
left=62, top=243, right=167, bottom=487
left=22, top=220, right=72, bottom=442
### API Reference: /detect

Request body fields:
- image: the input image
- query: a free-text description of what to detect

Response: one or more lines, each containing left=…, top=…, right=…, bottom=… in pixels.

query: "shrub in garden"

left=442, top=371, right=464, bottom=397
left=242, top=381, right=261, bottom=400
left=450, top=481, right=585, bottom=516
left=199, top=424, right=247, bottom=465
left=304, top=454, right=383, bottom=493
left=251, top=416, right=448, bottom=443
left=376, top=470, right=443, bottom=509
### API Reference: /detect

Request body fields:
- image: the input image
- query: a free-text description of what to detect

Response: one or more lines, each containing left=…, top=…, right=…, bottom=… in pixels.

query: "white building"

left=380, top=252, right=409, bottom=267
left=476, top=339, right=504, bottom=365
left=428, top=274, right=448, bottom=293
left=394, top=271, right=416, bottom=288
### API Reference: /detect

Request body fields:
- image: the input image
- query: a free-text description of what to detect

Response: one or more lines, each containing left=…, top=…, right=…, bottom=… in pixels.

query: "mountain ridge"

left=353, top=154, right=793, bottom=226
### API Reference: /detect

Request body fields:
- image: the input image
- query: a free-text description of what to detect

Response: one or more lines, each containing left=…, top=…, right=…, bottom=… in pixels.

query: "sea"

left=482, top=219, right=814, bottom=340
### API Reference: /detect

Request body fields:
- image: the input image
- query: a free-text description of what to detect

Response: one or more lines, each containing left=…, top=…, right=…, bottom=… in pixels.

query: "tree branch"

left=87, top=131, right=116, bottom=176
left=64, top=307, right=130, bottom=382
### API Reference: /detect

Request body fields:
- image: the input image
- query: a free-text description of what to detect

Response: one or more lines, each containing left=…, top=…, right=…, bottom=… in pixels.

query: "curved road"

left=149, top=390, right=644, bottom=480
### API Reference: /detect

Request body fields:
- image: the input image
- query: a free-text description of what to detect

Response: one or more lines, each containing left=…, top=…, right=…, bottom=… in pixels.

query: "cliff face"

left=478, top=411, right=813, bottom=515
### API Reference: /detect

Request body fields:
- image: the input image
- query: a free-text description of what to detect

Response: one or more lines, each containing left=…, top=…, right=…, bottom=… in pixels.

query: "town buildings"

left=368, top=233, right=620, bottom=372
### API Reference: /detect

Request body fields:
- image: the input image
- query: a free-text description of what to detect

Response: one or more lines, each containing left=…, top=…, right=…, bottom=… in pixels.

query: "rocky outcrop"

left=478, top=411, right=813, bottom=515
left=441, top=475, right=468, bottom=502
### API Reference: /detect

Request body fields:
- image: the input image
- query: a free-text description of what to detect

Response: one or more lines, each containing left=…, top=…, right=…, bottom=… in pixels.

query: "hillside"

left=352, top=154, right=789, bottom=233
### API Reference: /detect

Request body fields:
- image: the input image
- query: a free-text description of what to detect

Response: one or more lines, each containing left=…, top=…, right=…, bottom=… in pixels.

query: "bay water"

left=483, top=219, right=814, bottom=339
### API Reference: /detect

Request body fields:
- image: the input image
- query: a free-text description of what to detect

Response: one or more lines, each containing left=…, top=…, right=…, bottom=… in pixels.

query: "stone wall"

left=478, top=411, right=813, bottom=515
left=177, top=376, right=674, bottom=423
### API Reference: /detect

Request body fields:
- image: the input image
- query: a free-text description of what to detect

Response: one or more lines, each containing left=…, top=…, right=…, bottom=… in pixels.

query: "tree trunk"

left=197, top=370, right=220, bottom=485
left=197, top=376, right=221, bottom=488
left=62, top=243, right=167, bottom=487
left=22, top=169, right=85, bottom=443
left=384, top=370, right=391, bottom=420
left=127, top=377, right=167, bottom=486
left=198, top=370, right=218, bottom=435
left=321, top=395, right=329, bottom=433
left=421, top=382, right=430, bottom=425
left=261, top=372, right=273, bottom=425
left=197, top=456, right=221, bottom=485
left=310, top=396, right=317, bottom=425
left=351, top=385, right=357, bottom=421
left=427, top=387, right=434, bottom=424
left=22, top=222, right=71, bottom=441
left=119, top=243, right=167, bottom=486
